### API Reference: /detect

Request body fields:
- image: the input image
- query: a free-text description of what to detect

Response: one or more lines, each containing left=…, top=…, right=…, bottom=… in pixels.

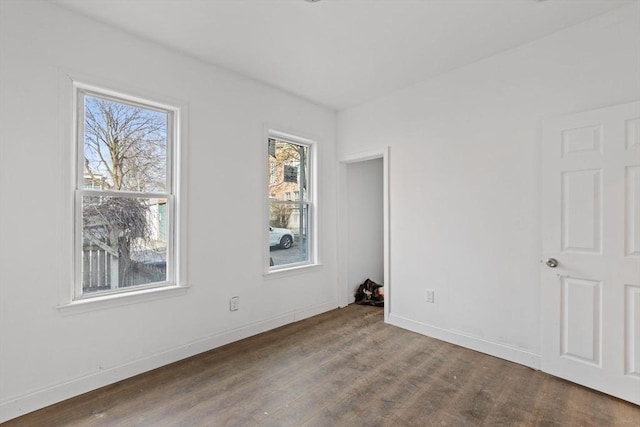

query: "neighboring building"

left=268, top=138, right=306, bottom=234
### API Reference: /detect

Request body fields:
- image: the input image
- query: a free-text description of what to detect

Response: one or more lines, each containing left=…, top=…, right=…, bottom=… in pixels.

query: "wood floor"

left=4, top=304, right=639, bottom=426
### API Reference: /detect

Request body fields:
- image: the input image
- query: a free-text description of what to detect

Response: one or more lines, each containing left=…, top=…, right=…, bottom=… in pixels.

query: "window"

left=267, top=136, right=313, bottom=269
left=75, top=85, right=178, bottom=298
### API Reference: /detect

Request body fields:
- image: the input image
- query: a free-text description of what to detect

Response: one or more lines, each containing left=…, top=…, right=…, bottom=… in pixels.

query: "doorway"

left=338, top=148, right=390, bottom=322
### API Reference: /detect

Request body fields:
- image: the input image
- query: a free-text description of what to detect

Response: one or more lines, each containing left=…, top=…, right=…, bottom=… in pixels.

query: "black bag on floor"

left=354, top=278, right=384, bottom=306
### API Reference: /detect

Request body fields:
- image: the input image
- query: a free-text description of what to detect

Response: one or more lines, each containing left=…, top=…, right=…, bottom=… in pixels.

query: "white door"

left=542, top=101, right=640, bottom=404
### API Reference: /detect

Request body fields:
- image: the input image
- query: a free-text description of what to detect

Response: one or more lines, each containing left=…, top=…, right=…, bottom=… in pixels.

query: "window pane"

left=82, top=195, right=168, bottom=293
left=83, top=95, right=168, bottom=193
left=269, top=201, right=309, bottom=267
left=267, top=139, right=308, bottom=202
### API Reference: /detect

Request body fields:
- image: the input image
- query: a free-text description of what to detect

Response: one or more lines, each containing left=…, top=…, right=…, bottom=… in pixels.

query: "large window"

left=268, top=136, right=313, bottom=269
left=75, top=85, right=178, bottom=298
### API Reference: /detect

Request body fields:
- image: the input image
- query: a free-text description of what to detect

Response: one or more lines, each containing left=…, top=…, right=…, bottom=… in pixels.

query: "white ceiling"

left=51, top=0, right=635, bottom=110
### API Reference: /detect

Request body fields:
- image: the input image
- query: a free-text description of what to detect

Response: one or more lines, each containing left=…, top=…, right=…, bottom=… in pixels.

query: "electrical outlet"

left=230, top=296, right=239, bottom=311
left=425, top=289, right=435, bottom=303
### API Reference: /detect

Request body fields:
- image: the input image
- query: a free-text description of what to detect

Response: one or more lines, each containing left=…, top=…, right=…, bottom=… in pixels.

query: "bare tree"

left=82, top=95, right=168, bottom=290
left=84, top=97, right=166, bottom=192
left=83, top=197, right=151, bottom=285
left=270, top=204, right=294, bottom=229
left=268, top=139, right=303, bottom=191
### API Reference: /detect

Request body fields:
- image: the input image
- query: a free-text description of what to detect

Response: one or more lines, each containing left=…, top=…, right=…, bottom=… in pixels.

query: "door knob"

left=545, top=258, right=559, bottom=268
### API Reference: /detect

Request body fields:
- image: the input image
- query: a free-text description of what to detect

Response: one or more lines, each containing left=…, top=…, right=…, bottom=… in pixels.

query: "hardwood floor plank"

left=3, top=305, right=639, bottom=426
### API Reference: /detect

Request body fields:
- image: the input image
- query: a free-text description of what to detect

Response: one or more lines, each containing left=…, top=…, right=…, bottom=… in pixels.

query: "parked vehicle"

left=269, top=226, right=294, bottom=249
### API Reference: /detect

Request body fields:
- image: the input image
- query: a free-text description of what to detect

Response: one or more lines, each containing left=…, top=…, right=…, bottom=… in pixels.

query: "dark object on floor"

left=354, top=278, right=384, bottom=306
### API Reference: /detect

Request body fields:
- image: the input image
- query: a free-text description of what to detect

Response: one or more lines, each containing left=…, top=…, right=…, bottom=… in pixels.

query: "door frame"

left=338, top=147, right=390, bottom=322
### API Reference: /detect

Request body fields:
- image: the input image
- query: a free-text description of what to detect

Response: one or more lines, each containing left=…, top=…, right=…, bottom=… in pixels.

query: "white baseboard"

left=0, top=301, right=337, bottom=423
left=388, top=314, right=541, bottom=370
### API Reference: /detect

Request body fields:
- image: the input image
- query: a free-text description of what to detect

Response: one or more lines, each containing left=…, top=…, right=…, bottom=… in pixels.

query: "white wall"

left=346, top=158, right=384, bottom=298
left=338, top=4, right=640, bottom=366
left=0, top=1, right=338, bottom=421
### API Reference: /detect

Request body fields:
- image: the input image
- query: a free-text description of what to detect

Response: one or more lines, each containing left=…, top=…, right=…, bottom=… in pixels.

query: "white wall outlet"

left=425, top=289, right=435, bottom=303
left=230, top=296, right=239, bottom=311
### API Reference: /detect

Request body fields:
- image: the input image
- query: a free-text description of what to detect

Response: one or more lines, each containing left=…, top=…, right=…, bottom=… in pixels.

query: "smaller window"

left=267, top=135, right=314, bottom=270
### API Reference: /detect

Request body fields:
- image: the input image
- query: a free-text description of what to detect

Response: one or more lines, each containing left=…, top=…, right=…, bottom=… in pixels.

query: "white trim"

left=340, top=148, right=389, bottom=164
left=263, top=263, right=323, bottom=280
left=0, top=300, right=337, bottom=423
left=56, top=284, right=190, bottom=315
left=79, top=189, right=171, bottom=199
left=389, top=314, right=542, bottom=370
left=173, top=100, right=189, bottom=292
left=338, top=147, right=390, bottom=322
left=74, top=81, right=180, bottom=113
left=58, top=71, right=76, bottom=307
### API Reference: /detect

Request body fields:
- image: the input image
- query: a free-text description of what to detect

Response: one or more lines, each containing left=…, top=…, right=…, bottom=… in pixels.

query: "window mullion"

left=81, top=189, right=170, bottom=199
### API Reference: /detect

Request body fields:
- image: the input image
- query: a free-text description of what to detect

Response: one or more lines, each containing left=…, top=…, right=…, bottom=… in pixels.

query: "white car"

left=269, top=226, right=294, bottom=249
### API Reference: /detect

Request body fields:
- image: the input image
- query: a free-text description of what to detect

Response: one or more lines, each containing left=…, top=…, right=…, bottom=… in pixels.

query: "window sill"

left=264, top=263, right=322, bottom=280
left=56, top=285, right=190, bottom=315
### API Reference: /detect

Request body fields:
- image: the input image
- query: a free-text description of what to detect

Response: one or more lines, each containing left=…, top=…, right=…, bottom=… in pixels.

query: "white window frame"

left=269, top=162, right=277, bottom=184
left=72, top=82, right=181, bottom=301
left=265, top=130, right=317, bottom=275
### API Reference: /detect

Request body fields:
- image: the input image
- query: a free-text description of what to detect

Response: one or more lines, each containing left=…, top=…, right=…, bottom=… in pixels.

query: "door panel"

left=626, top=285, right=640, bottom=378
left=542, top=101, right=640, bottom=405
left=562, top=125, right=602, bottom=156
left=627, top=166, right=640, bottom=257
left=561, top=169, right=602, bottom=253
left=561, top=277, right=601, bottom=365
left=627, top=118, right=640, bottom=150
